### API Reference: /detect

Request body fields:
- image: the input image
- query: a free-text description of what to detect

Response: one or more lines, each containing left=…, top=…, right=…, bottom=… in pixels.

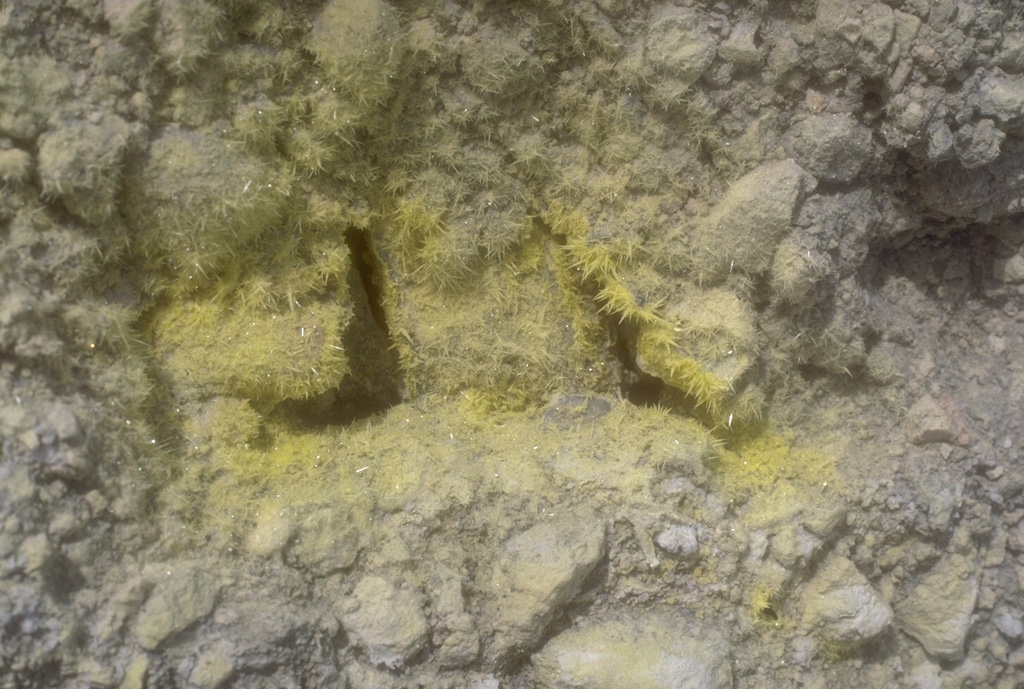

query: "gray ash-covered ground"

left=2, top=0, right=1024, bottom=687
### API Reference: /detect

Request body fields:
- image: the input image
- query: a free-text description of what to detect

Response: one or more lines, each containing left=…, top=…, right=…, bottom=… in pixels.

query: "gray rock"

left=531, top=617, right=732, bottom=689
left=0, top=56, right=70, bottom=139
left=916, top=149, right=1024, bottom=221
left=993, top=609, right=1023, bottom=640
left=655, top=524, right=699, bottom=560
left=42, top=403, right=80, bottom=444
left=800, top=501, right=846, bottom=539
left=718, top=22, right=760, bottom=67
left=190, top=648, right=235, bottom=689
left=0, top=148, right=33, bottom=185
left=978, top=69, right=1024, bottom=124
left=137, top=567, right=220, bottom=650
left=893, top=9, right=921, bottom=57
left=895, top=553, right=979, bottom=660
left=694, top=159, right=816, bottom=279
left=645, top=7, right=717, bottom=87
left=37, top=117, right=133, bottom=224
left=483, top=513, right=606, bottom=664
left=337, top=576, right=429, bottom=669
left=800, top=556, right=893, bottom=644
left=431, top=573, right=480, bottom=669
left=924, top=486, right=961, bottom=533
left=438, top=613, right=480, bottom=669
left=18, top=533, right=54, bottom=575
left=154, top=0, right=223, bottom=77
left=927, top=122, right=955, bottom=162
left=905, top=394, right=963, bottom=445
left=955, top=119, right=1005, bottom=169
left=770, top=524, right=823, bottom=569
left=815, top=0, right=894, bottom=77
left=285, top=506, right=360, bottom=575
left=783, top=114, right=873, bottom=184
left=855, top=0, right=895, bottom=55
left=994, top=253, right=1024, bottom=284
left=997, top=32, right=1024, bottom=72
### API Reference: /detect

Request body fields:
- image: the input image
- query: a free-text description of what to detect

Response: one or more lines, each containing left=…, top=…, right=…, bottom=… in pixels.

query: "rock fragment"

left=693, top=159, right=816, bottom=279
left=285, top=507, right=361, bottom=575
left=655, top=524, right=699, bottom=560
left=154, top=0, right=222, bottom=76
left=783, top=114, right=873, bottom=184
left=37, top=116, right=134, bottom=224
left=993, top=608, right=1023, bottom=640
left=531, top=617, right=732, bottom=689
left=800, top=556, right=893, bottom=644
left=645, top=6, right=716, bottom=88
left=994, top=252, right=1024, bottom=284
left=136, top=567, right=220, bottom=650
left=905, top=394, right=969, bottom=446
left=895, top=553, right=979, bottom=660
left=978, top=69, right=1024, bottom=126
left=0, top=56, right=70, bottom=139
left=308, top=0, right=404, bottom=108
left=0, top=148, right=33, bottom=185
left=718, top=22, right=760, bottom=67
left=954, top=119, right=1004, bottom=169
left=432, top=573, right=480, bottom=669
left=337, top=576, right=430, bottom=669
left=482, top=513, right=606, bottom=664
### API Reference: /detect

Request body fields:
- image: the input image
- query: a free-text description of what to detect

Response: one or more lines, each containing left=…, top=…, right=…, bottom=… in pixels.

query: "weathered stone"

left=246, top=509, right=294, bottom=559
left=859, top=1, right=895, bottom=58
left=993, top=608, right=1023, bottom=640
left=0, top=148, right=33, bottom=185
left=770, top=523, right=823, bottom=569
left=37, top=116, right=133, bottom=224
left=994, top=253, right=1024, bottom=284
left=893, top=10, right=921, bottom=57
left=655, top=524, right=699, bottom=560
left=120, top=655, right=149, bottom=689
left=154, top=0, right=222, bottom=76
left=955, top=119, right=1005, bottom=170
left=190, top=648, right=235, bottom=689
left=718, top=22, right=760, bottom=67
left=18, top=533, right=54, bottom=574
left=896, top=553, right=979, bottom=660
left=815, top=0, right=894, bottom=76
left=979, top=70, right=1024, bottom=124
left=432, top=573, right=480, bottom=669
left=645, top=7, right=716, bottom=87
left=927, top=122, right=955, bottom=162
left=1008, top=521, right=1024, bottom=553
left=694, top=159, right=816, bottom=279
left=285, top=507, right=360, bottom=575
left=137, top=567, right=219, bottom=650
left=783, top=114, right=873, bottom=184
left=924, top=485, right=960, bottom=533
left=800, top=556, right=893, bottom=644
left=800, top=501, right=846, bottom=539
left=337, top=576, right=429, bottom=669
left=905, top=394, right=968, bottom=446
left=438, top=613, right=480, bottom=669
left=0, top=56, right=70, bottom=139
left=531, top=617, right=732, bottom=689
left=483, top=513, right=606, bottom=664
left=42, top=403, right=80, bottom=443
